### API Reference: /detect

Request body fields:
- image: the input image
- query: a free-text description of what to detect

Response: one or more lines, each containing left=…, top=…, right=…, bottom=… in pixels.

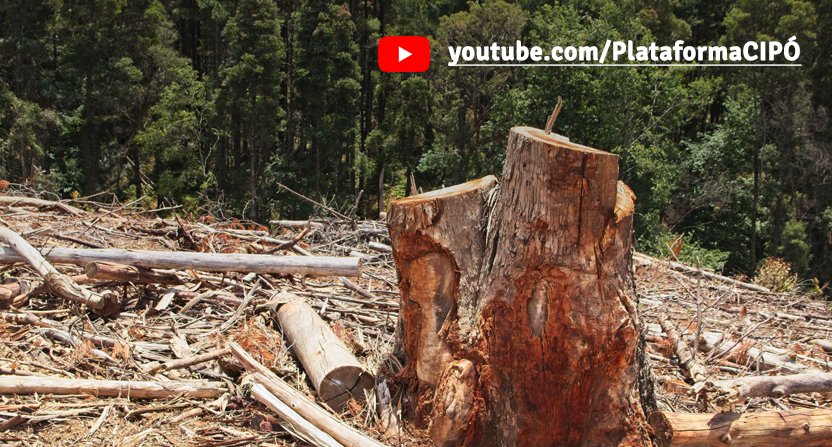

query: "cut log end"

left=276, top=299, right=374, bottom=411
left=319, top=366, right=375, bottom=409
left=393, top=175, right=498, bottom=205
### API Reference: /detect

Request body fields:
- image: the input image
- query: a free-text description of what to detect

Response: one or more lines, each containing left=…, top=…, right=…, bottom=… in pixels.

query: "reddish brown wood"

left=388, top=126, right=650, bottom=446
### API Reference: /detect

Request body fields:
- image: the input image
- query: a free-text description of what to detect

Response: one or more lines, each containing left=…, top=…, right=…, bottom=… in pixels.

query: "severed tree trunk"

left=387, top=126, right=652, bottom=446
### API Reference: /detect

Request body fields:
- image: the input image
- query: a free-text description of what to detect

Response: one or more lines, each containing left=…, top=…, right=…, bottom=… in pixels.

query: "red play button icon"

left=378, top=36, right=430, bottom=73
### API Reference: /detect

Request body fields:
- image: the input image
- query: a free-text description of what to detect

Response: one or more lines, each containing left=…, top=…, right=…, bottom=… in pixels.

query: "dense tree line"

left=1, top=0, right=830, bottom=289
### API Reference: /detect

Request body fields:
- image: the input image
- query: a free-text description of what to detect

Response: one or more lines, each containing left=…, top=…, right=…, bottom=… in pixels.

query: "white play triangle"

left=398, top=46, right=412, bottom=62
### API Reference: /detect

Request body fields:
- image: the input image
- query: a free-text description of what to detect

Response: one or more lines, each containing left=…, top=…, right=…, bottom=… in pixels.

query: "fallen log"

left=250, top=378, right=345, bottom=447
left=0, top=246, right=361, bottom=277
left=645, top=325, right=816, bottom=375
left=0, top=375, right=224, bottom=399
left=270, top=220, right=325, bottom=229
left=659, top=315, right=708, bottom=383
left=276, top=299, right=374, bottom=410
left=633, top=252, right=771, bottom=293
left=0, top=227, right=120, bottom=315
left=707, top=372, right=832, bottom=400
left=698, top=331, right=815, bottom=374
left=229, top=342, right=388, bottom=447
left=84, top=262, right=182, bottom=284
left=367, top=242, right=391, bottom=253
left=813, top=339, right=832, bottom=353
left=649, top=409, right=832, bottom=446
left=0, top=196, right=85, bottom=216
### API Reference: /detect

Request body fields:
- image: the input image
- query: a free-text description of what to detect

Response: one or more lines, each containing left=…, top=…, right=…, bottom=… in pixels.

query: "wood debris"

left=1, top=190, right=832, bottom=446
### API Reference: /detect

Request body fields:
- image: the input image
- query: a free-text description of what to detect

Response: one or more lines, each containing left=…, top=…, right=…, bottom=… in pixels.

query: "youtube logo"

left=378, top=36, right=430, bottom=73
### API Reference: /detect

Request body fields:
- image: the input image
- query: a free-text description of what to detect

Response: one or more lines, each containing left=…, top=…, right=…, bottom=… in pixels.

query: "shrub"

left=754, top=257, right=799, bottom=293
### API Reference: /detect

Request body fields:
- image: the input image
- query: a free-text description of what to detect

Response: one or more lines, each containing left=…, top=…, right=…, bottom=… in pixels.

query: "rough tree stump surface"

left=388, top=126, right=649, bottom=447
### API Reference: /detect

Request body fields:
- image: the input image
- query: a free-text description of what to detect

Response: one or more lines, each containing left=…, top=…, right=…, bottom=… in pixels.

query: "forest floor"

left=1, top=193, right=830, bottom=446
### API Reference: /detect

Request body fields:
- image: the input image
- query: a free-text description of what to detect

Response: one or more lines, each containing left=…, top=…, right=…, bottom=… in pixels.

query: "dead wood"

left=0, top=375, right=224, bottom=399
left=249, top=379, right=345, bottom=447
left=229, top=342, right=388, bottom=447
left=659, top=314, right=708, bottom=383
left=0, top=246, right=361, bottom=277
left=705, top=372, right=832, bottom=400
left=84, top=261, right=182, bottom=284
left=0, top=196, right=86, bottom=216
left=650, top=409, right=832, bottom=446
left=634, top=252, right=770, bottom=293
left=0, top=226, right=120, bottom=315
left=275, top=299, right=374, bottom=410
left=148, top=348, right=231, bottom=373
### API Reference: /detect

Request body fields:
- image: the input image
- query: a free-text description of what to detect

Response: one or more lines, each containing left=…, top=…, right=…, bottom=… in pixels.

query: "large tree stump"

left=388, top=126, right=651, bottom=446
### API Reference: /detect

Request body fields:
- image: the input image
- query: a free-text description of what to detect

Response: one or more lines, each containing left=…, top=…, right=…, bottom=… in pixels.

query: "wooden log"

left=229, top=342, right=388, bottom=447
left=0, top=246, right=361, bottom=277
left=84, top=262, right=182, bottom=284
left=387, top=126, right=650, bottom=446
left=697, top=331, right=814, bottom=374
left=813, top=339, right=832, bottom=353
left=659, top=315, right=708, bottom=383
left=367, top=242, right=392, bottom=253
left=250, top=379, right=345, bottom=447
left=270, top=220, right=325, bottom=229
left=633, top=252, right=771, bottom=293
left=0, top=375, right=224, bottom=399
left=709, top=372, right=832, bottom=399
left=650, top=409, right=832, bottom=446
left=276, top=300, right=374, bottom=410
left=0, top=196, right=85, bottom=216
left=0, top=227, right=120, bottom=315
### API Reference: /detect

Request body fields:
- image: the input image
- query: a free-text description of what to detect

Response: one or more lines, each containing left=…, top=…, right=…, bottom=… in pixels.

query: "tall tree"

left=216, top=0, right=284, bottom=218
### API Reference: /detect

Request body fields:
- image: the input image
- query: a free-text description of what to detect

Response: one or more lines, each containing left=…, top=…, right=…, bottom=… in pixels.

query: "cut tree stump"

left=649, top=409, right=832, bottom=446
left=387, top=126, right=650, bottom=446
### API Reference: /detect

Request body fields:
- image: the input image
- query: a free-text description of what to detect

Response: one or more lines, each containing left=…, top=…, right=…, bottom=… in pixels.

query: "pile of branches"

left=0, top=192, right=409, bottom=447
left=4, top=190, right=832, bottom=447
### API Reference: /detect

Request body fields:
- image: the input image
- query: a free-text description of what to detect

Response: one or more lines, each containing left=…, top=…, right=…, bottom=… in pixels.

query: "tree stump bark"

left=387, top=126, right=651, bottom=446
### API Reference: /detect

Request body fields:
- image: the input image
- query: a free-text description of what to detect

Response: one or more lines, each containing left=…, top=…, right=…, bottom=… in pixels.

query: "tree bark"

left=84, top=262, right=182, bottom=284
left=650, top=409, right=832, bottom=447
left=387, top=126, right=650, bottom=446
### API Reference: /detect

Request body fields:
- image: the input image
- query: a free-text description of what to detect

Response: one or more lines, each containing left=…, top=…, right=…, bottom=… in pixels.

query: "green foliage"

left=779, top=218, right=812, bottom=275
left=1, top=0, right=831, bottom=289
left=646, top=232, right=731, bottom=272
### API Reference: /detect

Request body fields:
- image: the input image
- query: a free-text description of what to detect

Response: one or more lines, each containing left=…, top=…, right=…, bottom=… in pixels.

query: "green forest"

left=1, top=0, right=830, bottom=291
